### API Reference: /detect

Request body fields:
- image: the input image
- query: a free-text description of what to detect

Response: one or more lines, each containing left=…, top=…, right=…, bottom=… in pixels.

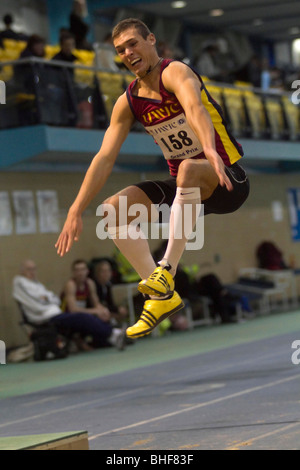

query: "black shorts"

left=133, top=162, right=249, bottom=216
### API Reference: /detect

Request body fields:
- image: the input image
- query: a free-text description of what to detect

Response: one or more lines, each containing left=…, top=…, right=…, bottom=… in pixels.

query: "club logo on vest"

left=142, top=102, right=181, bottom=124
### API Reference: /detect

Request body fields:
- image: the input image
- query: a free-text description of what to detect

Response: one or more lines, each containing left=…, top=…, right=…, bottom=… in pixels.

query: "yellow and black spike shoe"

left=138, top=266, right=175, bottom=297
left=126, top=291, right=184, bottom=338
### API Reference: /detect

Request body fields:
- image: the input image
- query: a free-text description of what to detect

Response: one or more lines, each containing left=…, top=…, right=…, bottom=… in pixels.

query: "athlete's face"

left=113, top=27, right=158, bottom=78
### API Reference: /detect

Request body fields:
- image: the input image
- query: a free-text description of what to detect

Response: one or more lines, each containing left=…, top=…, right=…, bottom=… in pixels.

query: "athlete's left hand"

left=205, top=149, right=233, bottom=191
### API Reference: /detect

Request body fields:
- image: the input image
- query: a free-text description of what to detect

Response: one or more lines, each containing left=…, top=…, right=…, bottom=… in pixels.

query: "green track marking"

left=1, top=310, right=300, bottom=398
left=0, top=431, right=87, bottom=450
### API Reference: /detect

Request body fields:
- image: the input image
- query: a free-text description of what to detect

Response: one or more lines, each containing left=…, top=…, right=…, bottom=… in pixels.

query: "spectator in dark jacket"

left=51, top=32, right=78, bottom=80
left=0, top=13, right=28, bottom=47
left=19, top=34, right=45, bottom=59
left=93, top=259, right=128, bottom=326
left=15, top=34, right=46, bottom=93
left=52, top=32, right=78, bottom=64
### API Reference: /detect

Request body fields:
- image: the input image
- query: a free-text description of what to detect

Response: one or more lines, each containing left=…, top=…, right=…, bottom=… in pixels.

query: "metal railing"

left=0, top=56, right=299, bottom=141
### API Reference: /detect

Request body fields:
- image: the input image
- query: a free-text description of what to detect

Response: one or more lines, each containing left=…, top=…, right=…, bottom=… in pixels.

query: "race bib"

left=145, top=113, right=203, bottom=160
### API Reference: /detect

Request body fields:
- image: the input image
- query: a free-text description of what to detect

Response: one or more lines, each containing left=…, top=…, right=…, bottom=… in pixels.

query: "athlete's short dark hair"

left=112, top=18, right=151, bottom=41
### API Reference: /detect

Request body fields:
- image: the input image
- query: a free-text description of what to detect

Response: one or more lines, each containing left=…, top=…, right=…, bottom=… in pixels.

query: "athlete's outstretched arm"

left=55, top=94, right=135, bottom=257
left=162, top=61, right=233, bottom=191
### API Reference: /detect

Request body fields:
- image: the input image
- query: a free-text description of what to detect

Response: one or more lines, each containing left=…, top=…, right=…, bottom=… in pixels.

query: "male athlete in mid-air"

left=55, top=18, right=249, bottom=339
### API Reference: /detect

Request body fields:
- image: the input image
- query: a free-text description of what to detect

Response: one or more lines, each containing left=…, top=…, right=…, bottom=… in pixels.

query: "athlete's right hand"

left=55, top=211, right=83, bottom=257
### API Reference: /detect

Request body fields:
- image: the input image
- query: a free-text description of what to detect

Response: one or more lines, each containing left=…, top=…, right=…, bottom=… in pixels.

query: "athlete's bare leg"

left=102, top=185, right=157, bottom=279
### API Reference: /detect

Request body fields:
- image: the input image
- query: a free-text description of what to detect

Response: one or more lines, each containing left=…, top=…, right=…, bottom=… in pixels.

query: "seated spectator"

left=61, top=259, right=112, bottom=319
left=196, top=273, right=243, bottom=323
left=19, top=34, right=46, bottom=59
left=269, top=66, right=285, bottom=90
left=247, top=54, right=262, bottom=88
left=93, top=259, right=128, bottom=326
left=196, top=40, right=234, bottom=83
left=13, top=259, right=63, bottom=325
left=14, top=34, right=77, bottom=127
left=0, top=13, right=28, bottom=47
left=13, top=259, right=126, bottom=350
left=51, top=32, right=78, bottom=80
left=256, top=241, right=289, bottom=271
left=52, top=32, right=78, bottom=64
left=15, top=35, right=46, bottom=93
left=94, top=32, right=120, bottom=72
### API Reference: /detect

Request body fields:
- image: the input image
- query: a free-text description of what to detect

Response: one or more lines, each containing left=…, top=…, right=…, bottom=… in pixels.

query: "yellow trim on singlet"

left=200, top=87, right=242, bottom=164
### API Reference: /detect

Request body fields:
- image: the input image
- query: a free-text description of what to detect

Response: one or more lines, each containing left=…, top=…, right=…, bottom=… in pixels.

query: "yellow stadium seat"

left=0, top=40, right=25, bottom=85
left=2, top=48, right=19, bottom=61
left=71, top=50, right=95, bottom=87
left=281, top=96, right=300, bottom=141
left=222, top=87, right=247, bottom=137
left=74, top=63, right=95, bottom=87
left=97, top=71, right=125, bottom=118
left=45, top=46, right=95, bottom=86
left=16, top=40, right=27, bottom=52
left=123, top=73, right=135, bottom=86
left=45, top=44, right=60, bottom=59
left=243, top=90, right=266, bottom=138
left=205, top=83, right=224, bottom=110
left=0, top=65, right=13, bottom=81
left=264, top=97, right=285, bottom=140
left=234, top=80, right=252, bottom=88
left=0, top=40, right=23, bottom=82
left=3, top=39, right=26, bottom=52
left=114, top=55, right=122, bottom=65
left=74, top=49, right=95, bottom=66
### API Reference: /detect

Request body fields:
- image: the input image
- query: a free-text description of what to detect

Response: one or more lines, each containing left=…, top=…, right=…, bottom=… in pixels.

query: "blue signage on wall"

left=287, top=188, right=300, bottom=241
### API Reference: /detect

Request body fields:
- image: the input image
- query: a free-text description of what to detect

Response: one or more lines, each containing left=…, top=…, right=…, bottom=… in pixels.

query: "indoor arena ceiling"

left=97, top=0, right=300, bottom=42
